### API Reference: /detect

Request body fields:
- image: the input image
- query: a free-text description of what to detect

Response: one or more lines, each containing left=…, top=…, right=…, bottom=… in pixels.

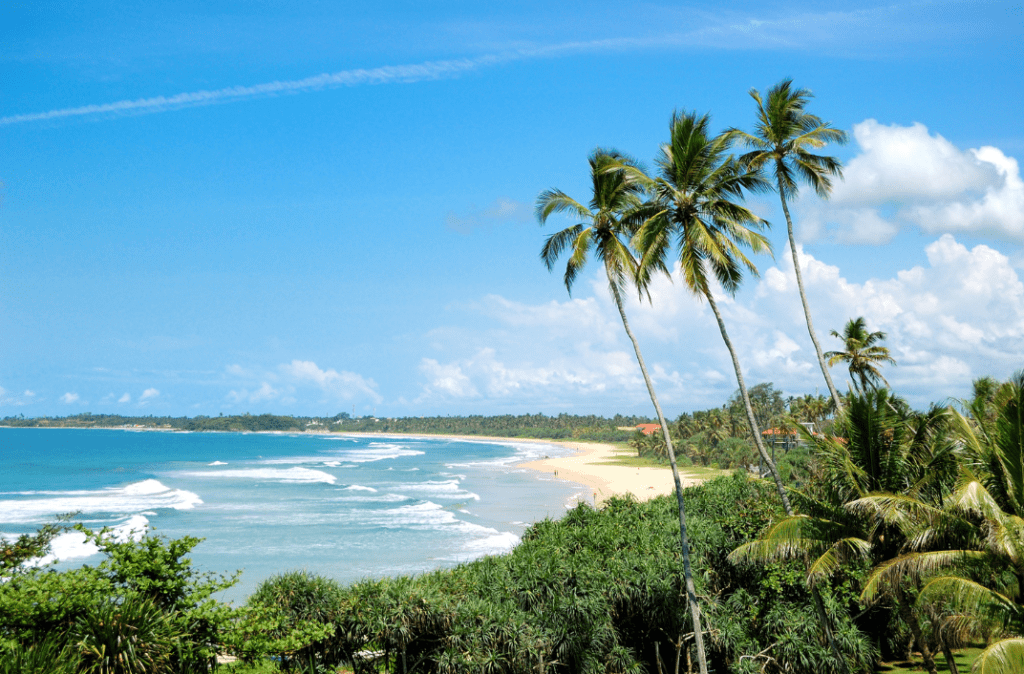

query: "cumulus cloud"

left=748, top=236, right=1024, bottom=396
left=279, top=360, right=382, bottom=403
left=445, top=198, right=531, bottom=235
left=419, top=234, right=1022, bottom=412
left=118, top=393, right=131, bottom=403
left=224, top=360, right=381, bottom=408
left=140, top=388, right=160, bottom=401
left=804, top=120, right=1024, bottom=243
left=60, top=392, right=80, bottom=404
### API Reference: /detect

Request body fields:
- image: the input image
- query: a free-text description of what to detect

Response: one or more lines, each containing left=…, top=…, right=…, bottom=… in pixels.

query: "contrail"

left=0, top=53, right=510, bottom=126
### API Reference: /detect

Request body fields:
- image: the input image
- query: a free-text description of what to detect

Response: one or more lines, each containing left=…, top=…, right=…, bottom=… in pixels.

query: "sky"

left=1, top=0, right=1022, bottom=418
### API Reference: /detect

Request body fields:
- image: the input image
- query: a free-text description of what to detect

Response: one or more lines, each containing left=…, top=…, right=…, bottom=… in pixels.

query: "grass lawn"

left=875, top=647, right=983, bottom=673
left=593, top=444, right=732, bottom=480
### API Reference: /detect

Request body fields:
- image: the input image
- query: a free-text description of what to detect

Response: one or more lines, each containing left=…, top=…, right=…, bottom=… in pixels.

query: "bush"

left=236, top=570, right=346, bottom=670
left=72, top=594, right=181, bottom=674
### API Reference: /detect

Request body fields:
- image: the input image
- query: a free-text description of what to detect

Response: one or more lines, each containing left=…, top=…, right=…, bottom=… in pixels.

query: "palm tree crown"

left=636, top=111, right=772, bottom=297
left=537, top=150, right=645, bottom=296
left=825, top=317, right=896, bottom=394
left=537, top=147, right=711, bottom=674
left=729, top=78, right=849, bottom=413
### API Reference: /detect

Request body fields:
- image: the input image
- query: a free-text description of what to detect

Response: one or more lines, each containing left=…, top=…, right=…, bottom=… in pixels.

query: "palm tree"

left=852, top=375, right=1024, bottom=674
left=536, top=149, right=710, bottom=674
left=730, top=79, right=848, bottom=413
left=628, top=110, right=795, bottom=518
left=824, top=317, right=896, bottom=394
left=732, top=390, right=956, bottom=674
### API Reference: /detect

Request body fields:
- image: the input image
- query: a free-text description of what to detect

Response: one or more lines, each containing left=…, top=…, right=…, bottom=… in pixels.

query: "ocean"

left=0, top=428, right=587, bottom=603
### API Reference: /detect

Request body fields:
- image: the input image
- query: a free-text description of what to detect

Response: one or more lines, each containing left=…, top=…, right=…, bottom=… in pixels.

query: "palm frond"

left=805, top=537, right=871, bottom=587
left=971, top=638, right=1024, bottom=674
left=536, top=190, right=591, bottom=224
left=917, top=576, right=1017, bottom=623
left=860, top=550, right=984, bottom=604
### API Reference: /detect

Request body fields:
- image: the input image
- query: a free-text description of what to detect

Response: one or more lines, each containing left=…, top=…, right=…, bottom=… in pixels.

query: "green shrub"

left=237, top=571, right=345, bottom=670
left=0, top=637, right=81, bottom=674
left=72, top=594, right=181, bottom=674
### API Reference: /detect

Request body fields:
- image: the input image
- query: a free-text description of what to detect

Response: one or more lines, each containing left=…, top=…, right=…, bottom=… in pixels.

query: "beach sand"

left=341, top=432, right=707, bottom=506
left=518, top=440, right=708, bottom=505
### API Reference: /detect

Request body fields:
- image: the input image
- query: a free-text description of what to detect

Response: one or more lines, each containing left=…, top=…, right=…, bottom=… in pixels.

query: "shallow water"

left=0, top=428, right=588, bottom=602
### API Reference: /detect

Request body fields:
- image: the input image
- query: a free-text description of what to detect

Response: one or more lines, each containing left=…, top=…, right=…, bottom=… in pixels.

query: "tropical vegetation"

left=3, top=79, right=1016, bottom=674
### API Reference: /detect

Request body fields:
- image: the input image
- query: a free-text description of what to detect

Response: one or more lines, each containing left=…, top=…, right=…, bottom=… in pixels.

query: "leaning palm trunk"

left=778, top=194, right=844, bottom=413
left=704, top=291, right=793, bottom=515
left=610, top=284, right=709, bottom=674
left=706, top=290, right=850, bottom=673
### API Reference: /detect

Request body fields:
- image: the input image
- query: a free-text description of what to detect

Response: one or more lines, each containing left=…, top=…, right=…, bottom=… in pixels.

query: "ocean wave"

left=343, top=485, right=377, bottom=492
left=449, top=440, right=571, bottom=468
left=17, top=514, right=151, bottom=568
left=373, top=503, right=520, bottom=558
left=0, top=480, right=202, bottom=525
left=330, top=445, right=426, bottom=463
left=391, top=480, right=480, bottom=501
left=460, top=531, right=520, bottom=556
left=208, top=461, right=228, bottom=466
left=175, top=467, right=337, bottom=484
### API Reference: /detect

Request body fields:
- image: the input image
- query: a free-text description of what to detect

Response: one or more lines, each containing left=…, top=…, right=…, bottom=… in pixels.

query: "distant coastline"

left=1, top=422, right=696, bottom=506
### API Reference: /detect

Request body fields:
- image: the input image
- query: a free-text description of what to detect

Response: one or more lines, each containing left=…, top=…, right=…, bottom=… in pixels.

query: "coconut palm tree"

left=536, top=148, right=710, bottom=674
left=732, top=390, right=957, bottom=674
left=729, top=79, right=848, bottom=413
left=851, top=383, right=1024, bottom=673
left=824, top=316, right=896, bottom=394
left=627, top=110, right=795, bottom=517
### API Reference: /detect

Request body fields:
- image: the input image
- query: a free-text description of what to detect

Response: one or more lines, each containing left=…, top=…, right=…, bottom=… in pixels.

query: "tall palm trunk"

left=777, top=189, right=844, bottom=413
left=610, top=283, right=709, bottom=674
left=705, top=290, right=850, bottom=673
left=703, top=290, right=793, bottom=515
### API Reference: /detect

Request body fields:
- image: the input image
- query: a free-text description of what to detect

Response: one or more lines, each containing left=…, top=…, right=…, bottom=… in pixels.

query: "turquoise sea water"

left=0, top=428, right=587, bottom=602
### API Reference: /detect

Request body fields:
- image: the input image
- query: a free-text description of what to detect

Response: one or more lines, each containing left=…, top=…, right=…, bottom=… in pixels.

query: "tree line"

left=1, top=412, right=656, bottom=440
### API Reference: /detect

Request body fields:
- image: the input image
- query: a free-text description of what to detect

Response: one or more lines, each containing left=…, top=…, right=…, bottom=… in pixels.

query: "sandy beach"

left=341, top=432, right=705, bottom=505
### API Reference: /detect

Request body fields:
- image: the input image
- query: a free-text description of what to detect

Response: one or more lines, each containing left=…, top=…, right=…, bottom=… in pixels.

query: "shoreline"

left=2, top=426, right=708, bottom=505
left=339, top=431, right=703, bottom=505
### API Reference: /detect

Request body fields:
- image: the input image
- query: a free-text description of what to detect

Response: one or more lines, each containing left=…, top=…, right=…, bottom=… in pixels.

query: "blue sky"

left=1, top=1, right=1021, bottom=418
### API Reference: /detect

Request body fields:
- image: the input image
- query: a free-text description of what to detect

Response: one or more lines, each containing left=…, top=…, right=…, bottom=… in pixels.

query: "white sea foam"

left=449, top=440, right=570, bottom=468
left=460, top=531, right=520, bottom=556
left=175, top=467, right=337, bottom=484
left=208, top=461, right=228, bottom=466
left=344, top=485, right=377, bottom=492
left=26, top=514, right=151, bottom=567
left=374, top=503, right=520, bottom=559
left=392, top=480, right=480, bottom=501
left=0, top=480, right=202, bottom=524
left=330, top=444, right=426, bottom=463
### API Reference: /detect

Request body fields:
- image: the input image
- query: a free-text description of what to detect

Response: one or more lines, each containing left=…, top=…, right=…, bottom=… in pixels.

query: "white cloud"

left=140, top=388, right=159, bottom=401
left=227, top=382, right=279, bottom=405
left=60, top=392, right=80, bottom=404
left=419, top=359, right=479, bottom=398
left=0, top=387, right=37, bottom=407
left=118, top=393, right=131, bottom=403
left=279, top=360, right=382, bottom=403
left=223, top=360, right=381, bottom=408
left=420, top=234, right=1023, bottom=412
left=446, top=198, right=531, bottom=234
left=746, top=236, right=1024, bottom=397
left=804, top=120, right=1024, bottom=243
